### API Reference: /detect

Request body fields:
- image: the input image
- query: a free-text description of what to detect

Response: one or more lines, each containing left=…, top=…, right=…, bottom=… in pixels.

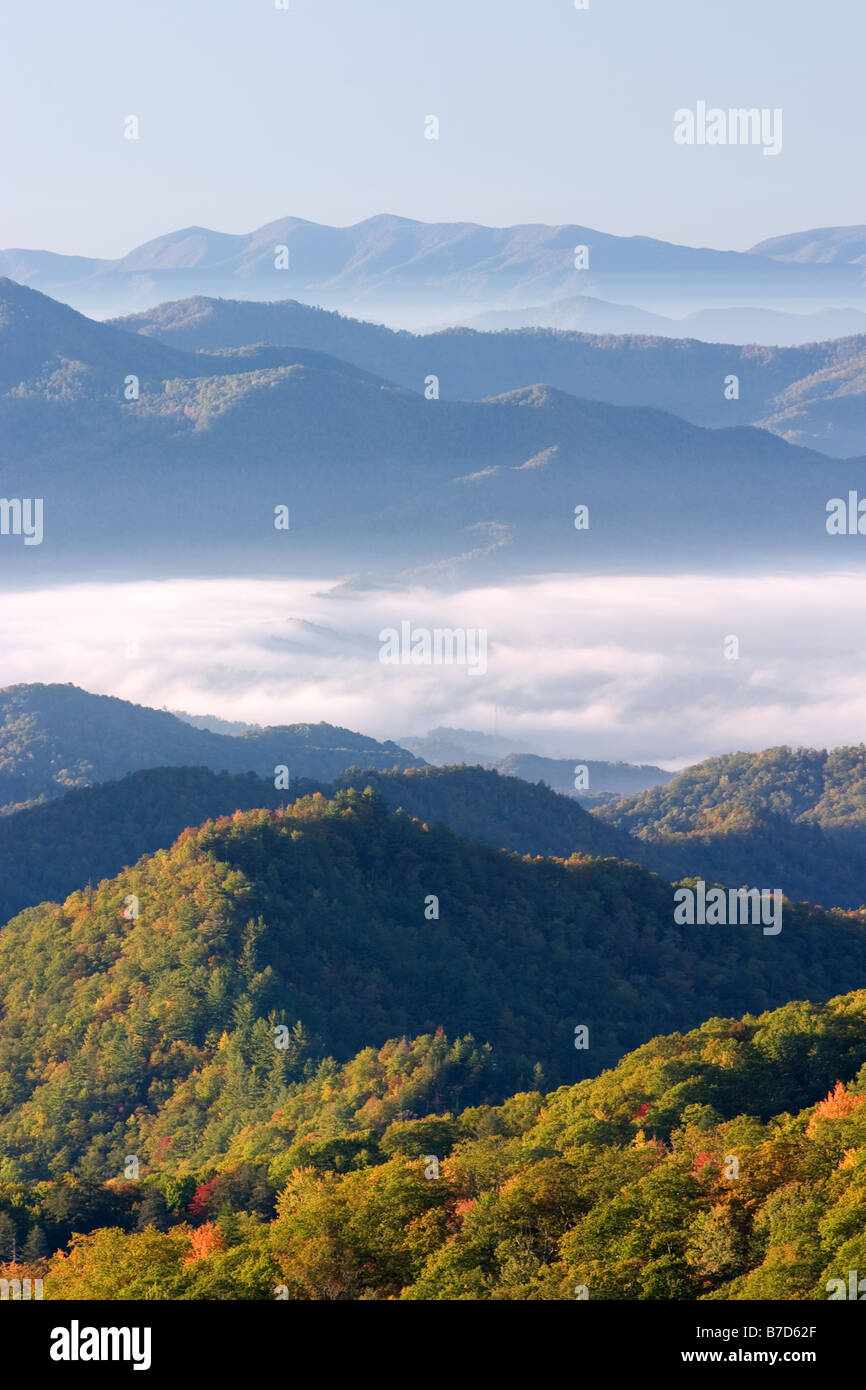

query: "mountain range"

left=595, top=746, right=866, bottom=910
left=0, top=684, right=671, bottom=923
left=752, top=226, right=866, bottom=267
left=397, top=728, right=673, bottom=804
left=3, top=215, right=865, bottom=323
left=461, top=295, right=866, bottom=348
left=0, top=759, right=658, bottom=930
left=3, top=278, right=866, bottom=583
left=115, top=290, right=866, bottom=458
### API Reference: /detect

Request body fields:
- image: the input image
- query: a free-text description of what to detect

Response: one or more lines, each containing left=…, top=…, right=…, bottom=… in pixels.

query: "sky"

left=1, top=0, right=862, bottom=258
left=1, top=572, right=863, bottom=764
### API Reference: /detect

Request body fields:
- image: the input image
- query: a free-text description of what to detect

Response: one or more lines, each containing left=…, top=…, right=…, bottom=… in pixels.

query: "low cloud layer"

left=0, top=571, right=863, bottom=765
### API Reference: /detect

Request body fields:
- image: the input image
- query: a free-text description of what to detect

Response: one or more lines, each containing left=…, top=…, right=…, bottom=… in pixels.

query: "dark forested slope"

left=1, top=789, right=865, bottom=1186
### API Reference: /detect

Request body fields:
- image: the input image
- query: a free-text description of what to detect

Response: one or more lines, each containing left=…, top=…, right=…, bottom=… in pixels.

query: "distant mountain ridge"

left=461, top=295, right=866, bottom=348
left=750, top=226, right=866, bottom=267
left=397, top=728, right=672, bottom=802
left=3, top=214, right=864, bottom=320
left=0, top=276, right=385, bottom=397
left=492, top=753, right=672, bottom=804
left=2, top=279, right=863, bottom=582
left=114, top=290, right=866, bottom=457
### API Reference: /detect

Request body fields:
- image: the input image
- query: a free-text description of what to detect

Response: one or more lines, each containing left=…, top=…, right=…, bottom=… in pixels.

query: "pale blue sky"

left=2, top=0, right=862, bottom=257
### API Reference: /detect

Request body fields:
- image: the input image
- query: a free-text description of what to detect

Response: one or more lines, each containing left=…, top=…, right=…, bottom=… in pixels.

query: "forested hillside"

left=599, top=745, right=866, bottom=833
left=0, top=767, right=300, bottom=924
left=5, top=992, right=866, bottom=1300
left=1, top=789, right=865, bottom=1196
left=4, top=740, right=866, bottom=934
left=597, top=746, right=866, bottom=908
left=0, top=682, right=418, bottom=811
left=333, top=765, right=639, bottom=861
left=0, top=762, right=640, bottom=926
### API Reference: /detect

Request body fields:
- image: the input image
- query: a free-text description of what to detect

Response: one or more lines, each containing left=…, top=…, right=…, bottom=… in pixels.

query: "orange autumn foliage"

left=184, top=1221, right=228, bottom=1264
left=806, top=1081, right=866, bottom=1136
left=454, top=1198, right=476, bottom=1218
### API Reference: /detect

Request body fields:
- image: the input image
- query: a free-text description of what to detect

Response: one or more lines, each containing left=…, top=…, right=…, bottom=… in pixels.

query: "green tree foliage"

left=0, top=766, right=304, bottom=924
left=598, top=745, right=866, bottom=908
left=29, top=990, right=866, bottom=1301
left=3, top=790, right=866, bottom=1186
left=333, top=764, right=635, bottom=862
left=0, top=682, right=418, bottom=814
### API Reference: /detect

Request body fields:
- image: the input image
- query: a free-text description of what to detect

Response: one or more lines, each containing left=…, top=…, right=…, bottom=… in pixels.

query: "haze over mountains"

left=461, top=296, right=866, bottom=348
left=752, top=226, right=866, bottom=267
left=4, top=215, right=866, bottom=324
left=3, top=278, right=866, bottom=586
left=398, top=728, right=673, bottom=803
left=117, top=290, right=866, bottom=457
